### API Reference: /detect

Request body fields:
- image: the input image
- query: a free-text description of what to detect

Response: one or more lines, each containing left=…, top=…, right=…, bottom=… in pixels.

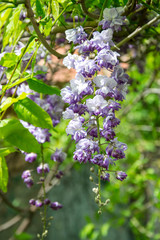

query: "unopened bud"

left=90, top=167, right=94, bottom=172
left=92, top=188, right=98, bottom=194
left=95, top=198, right=99, bottom=204
left=89, top=176, right=93, bottom=182
left=105, top=199, right=110, bottom=205
left=98, top=210, right=102, bottom=215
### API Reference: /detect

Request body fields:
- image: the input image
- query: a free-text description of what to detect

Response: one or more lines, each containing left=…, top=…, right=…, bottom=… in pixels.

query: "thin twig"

left=79, top=0, right=99, bottom=19
left=120, top=69, right=158, bottom=117
left=123, top=0, right=137, bottom=16
left=113, top=15, right=160, bottom=50
left=0, top=191, right=24, bottom=212
left=0, top=215, right=22, bottom=232
left=25, top=0, right=66, bottom=59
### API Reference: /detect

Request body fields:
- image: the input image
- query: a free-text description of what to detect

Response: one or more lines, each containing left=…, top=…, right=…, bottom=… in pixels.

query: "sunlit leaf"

left=0, top=119, right=40, bottom=153
left=27, top=78, right=60, bottom=95
left=14, top=97, right=53, bottom=129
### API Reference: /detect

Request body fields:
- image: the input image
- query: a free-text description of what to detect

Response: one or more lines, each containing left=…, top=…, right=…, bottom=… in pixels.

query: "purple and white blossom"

left=61, top=6, right=129, bottom=183
left=51, top=148, right=66, bottom=163
left=37, top=163, right=50, bottom=174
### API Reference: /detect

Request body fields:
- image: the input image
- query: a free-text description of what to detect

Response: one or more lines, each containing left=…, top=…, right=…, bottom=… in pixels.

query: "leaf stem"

left=0, top=40, right=31, bottom=105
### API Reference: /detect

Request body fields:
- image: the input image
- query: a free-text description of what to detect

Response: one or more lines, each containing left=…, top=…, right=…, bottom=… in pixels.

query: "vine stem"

left=96, top=115, right=102, bottom=212
left=25, top=0, right=71, bottom=59
left=41, top=144, right=47, bottom=240
left=113, top=15, right=160, bottom=50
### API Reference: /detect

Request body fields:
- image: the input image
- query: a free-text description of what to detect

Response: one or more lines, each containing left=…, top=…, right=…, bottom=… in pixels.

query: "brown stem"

left=25, top=0, right=66, bottom=59
left=79, top=0, right=99, bottom=19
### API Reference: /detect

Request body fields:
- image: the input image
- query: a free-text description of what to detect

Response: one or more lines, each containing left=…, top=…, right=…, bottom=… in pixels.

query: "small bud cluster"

left=29, top=198, right=63, bottom=210
left=21, top=148, right=66, bottom=209
left=61, top=7, right=128, bottom=183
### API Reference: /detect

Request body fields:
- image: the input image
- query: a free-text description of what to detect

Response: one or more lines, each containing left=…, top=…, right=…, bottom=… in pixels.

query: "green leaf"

left=44, top=18, right=53, bottom=36
left=36, top=0, right=45, bottom=18
left=0, top=53, right=18, bottom=68
left=51, top=0, right=59, bottom=19
left=3, top=5, right=22, bottom=49
left=14, top=232, right=34, bottom=240
left=27, top=78, right=60, bottom=95
left=14, top=97, right=53, bottom=129
left=80, top=223, right=95, bottom=239
left=0, top=156, right=8, bottom=193
left=0, top=147, right=16, bottom=157
left=0, top=119, right=40, bottom=153
left=0, top=8, right=12, bottom=29
left=0, top=93, right=27, bottom=113
left=123, top=0, right=128, bottom=5
left=5, top=59, right=21, bottom=82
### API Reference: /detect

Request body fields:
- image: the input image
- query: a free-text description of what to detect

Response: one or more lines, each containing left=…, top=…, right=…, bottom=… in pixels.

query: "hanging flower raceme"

left=61, top=7, right=128, bottom=187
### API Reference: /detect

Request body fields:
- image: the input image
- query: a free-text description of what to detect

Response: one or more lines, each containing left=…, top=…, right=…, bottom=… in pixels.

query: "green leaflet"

left=0, top=147, right=16, bottom=157
left=3, top=5, right=23, bottom=49
left=51, top=0, right=59, bottom=19
left=27, top=78, right=60, bottom=95
left=36, top=0, right=45, bottom=18
left=0, top=52, right=18, bottom=68
left=0, top=156, right=8, bottom=193
left=0, top=92, right=28, bottom=113
left=0, top=8, right=12, bottom=29
left=14, top=97, right=53, bottom=129
left=0, top=119, right=41, bottom=153
left=44, top=18, right=53, bottom=36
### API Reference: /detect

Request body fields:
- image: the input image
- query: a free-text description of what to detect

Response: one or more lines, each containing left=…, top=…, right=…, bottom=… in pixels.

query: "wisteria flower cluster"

left=61, top=7, right=128, bottom=185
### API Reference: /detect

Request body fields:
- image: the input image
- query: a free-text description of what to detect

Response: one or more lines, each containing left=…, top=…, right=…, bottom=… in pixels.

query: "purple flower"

left=99, top=7, right=125, bottom=32
left=65, top=26, right=87, bottom=44
left=51, top=148, right=66, bottom=163
left=29, top=199, right=36, bottom=205
left=96, top=49, right=120, bottom=69
left=92, top=29, right=113, bottom=50
left=93, top=75, right=117, bottom=96
left=24, top=177, right=34, bottom=188
left=68, top=103, right=87, bottom=115
left=106, top=138, right=127, bottom=159
left=63, top=53, right=84, bottom=69
left=103, top=112, right=120, bottom=129
left=44, top=198, right=51, bottom=205
left=61, top=86, right=79, bottom=104
left=70, top=74, right=93, bottom=97
left=101, top=173, right=110, bottom=181
left=37, top=163, right=50, bottom=174
left=91, top=154, right=104, bottom=166
left=66, top=119, right=87, bottom=142
left=74, top=149, right=92, bottom=163
left=112, top=65, right=129, bottom=84
left=25, top=153, right=37, bottom=163
left=50, top=201, right=63, bottom=210
left=75, top=58, right=100, bottom=78
left=116, top=171, right=127, bottom=181
left=21, top=170, right=31, bottom=179
left=86, top=95, right=108, bottom=116
left=100, top=128, right=115, bottom=141
left=35, top=200, right=43, bottom=207
left=76, top=138, right=99, bottom=154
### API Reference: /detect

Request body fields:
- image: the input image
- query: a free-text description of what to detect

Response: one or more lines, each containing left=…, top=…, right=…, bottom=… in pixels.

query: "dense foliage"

left=0, top=0, right=160, bottom=239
